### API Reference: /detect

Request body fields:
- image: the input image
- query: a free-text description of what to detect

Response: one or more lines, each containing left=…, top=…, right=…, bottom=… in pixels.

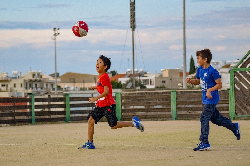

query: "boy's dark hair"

left=196, top=49, right=212, bottom=64
left=99, top=55, right=111, bottom=72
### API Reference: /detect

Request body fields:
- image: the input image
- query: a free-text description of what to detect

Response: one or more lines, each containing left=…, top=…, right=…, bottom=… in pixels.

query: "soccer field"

left=0, top=120, right=249, bottom=166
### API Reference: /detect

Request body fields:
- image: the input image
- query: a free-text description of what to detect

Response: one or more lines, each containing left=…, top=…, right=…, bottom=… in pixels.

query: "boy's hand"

left=186, top=78, right=191, bottom=84
left=89, top=97, right=97, bottom=103
left=206, top=89, right=213, bottom=99
left=90, top=86, right=97, bottom=90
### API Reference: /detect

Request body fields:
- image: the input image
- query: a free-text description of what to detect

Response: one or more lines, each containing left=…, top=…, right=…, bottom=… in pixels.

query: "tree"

left=189, top=55, right=196, bottom=74
left=111, top=80, right=122, bottom=89
left=108, top=70, right=117, bottom=76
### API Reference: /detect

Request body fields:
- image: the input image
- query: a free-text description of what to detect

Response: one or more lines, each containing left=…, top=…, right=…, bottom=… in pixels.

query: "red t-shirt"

left=96, top=73, right=115, bottom=107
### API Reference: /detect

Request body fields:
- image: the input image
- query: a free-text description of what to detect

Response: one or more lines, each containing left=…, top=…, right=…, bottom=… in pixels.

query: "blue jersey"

left=196, top=65, right=221, bottom=104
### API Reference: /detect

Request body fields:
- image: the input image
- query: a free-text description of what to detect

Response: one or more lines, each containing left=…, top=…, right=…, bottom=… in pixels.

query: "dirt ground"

left=0, top=120, right=249, bottom=166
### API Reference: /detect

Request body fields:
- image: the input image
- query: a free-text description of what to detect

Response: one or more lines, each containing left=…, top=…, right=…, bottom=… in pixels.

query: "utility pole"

left=130, top=0, right=136, bottom=88
left=52, top=28, right=60, bottom=94
left=183, top=0, right=187, bottom=89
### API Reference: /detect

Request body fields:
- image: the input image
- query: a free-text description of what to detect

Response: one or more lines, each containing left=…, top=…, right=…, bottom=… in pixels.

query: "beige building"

left=155, top=69, right=183, bottom=89
left=0, top=71, right=59, bottom=97
left=118, top=69, right=184, bottom=89
left=58, top=72, right=99, bottom=91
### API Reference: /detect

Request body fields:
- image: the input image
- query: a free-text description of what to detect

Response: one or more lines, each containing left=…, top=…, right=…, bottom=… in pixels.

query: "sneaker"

left=132, top=116, right=144, bottom=132
left=193, top=142, right=211, bottom=151
left=234, top=122, right=241, bottom=140
left=78, top=141, right=95, bottom=149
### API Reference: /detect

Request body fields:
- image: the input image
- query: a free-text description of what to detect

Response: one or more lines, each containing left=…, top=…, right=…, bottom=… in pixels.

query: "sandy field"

left=0, top=120, right=249, bottom=166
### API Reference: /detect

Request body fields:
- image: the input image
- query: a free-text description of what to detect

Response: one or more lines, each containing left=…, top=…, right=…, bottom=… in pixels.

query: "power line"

left=118, top=27, right=129, bottom=73
left=136, top=28, right=145, bottom=71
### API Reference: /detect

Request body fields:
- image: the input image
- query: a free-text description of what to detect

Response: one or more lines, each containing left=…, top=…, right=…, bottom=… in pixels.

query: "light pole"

left=52, top=28, right=60, bottom=94
left=130, top=0, right=136, bottom=88
left=183, top=0, right=187, bottom=89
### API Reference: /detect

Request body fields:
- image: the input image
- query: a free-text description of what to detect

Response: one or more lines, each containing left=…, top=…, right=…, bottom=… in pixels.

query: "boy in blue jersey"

left=186, top=49, right=241, bottom=151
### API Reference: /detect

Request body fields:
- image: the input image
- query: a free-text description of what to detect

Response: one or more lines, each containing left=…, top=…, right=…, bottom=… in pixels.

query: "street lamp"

left=130, top=0, right=136, bottom=88
left=183, top=0, right=187, bottom=89
left=52, top=28, right=60, bottom=94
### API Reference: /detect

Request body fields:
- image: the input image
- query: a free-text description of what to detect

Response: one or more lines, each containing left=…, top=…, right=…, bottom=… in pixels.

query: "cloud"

left=0, top=7, right=249, bottom=75
left=213, top=35, right=226, bottom=40
left=0, top=21, right=74, bottom=30
left=24, top=3, right=71, bottom=9
left=215, top=46, right=226, bottom=51
left=186, top=45, right=203, bottom=51
left=37, top=3, right=70, bottom=8
left=187, top=7, right=250, bottom=28
left=0, top=29, right=52, bottom=48
left=169, top=45, right=182, bottom=50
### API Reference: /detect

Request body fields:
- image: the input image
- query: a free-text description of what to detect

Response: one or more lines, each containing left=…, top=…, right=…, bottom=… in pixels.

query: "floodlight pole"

left=130, top=0, right=136, bottom=88
left=132, top=28, right=135, bottom=88
left=183, top=0, right=187, bottom=89
left=53, top=28, right=60, bottom=94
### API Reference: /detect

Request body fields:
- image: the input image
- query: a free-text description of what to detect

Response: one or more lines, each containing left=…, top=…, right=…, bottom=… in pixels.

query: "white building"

left=218, top=60, right=239, bottom=90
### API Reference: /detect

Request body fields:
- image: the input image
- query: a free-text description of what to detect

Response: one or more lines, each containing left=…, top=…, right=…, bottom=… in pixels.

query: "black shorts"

left=87, top=104, right=118, bottom=127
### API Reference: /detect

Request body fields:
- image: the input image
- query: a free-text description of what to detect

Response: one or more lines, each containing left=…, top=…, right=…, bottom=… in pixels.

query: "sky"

left=0, top=0, right=250, bottom=76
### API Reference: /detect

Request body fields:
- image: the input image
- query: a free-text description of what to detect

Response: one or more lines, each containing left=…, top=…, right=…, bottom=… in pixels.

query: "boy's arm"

left=206, top=78, right=222, bottom=99
left=186, top=78, right=200, bottom=85
left=90, top=85, right=97, bottom=90
left=89, top=86, right=109, bottom=103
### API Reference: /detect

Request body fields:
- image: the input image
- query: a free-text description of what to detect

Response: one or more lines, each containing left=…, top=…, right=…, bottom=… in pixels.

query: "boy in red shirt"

left=79, top=55, right=144, bottom=149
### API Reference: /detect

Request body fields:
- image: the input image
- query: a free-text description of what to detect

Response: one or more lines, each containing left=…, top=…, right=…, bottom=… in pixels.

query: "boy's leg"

left=80, top=107, right=105, bottom=149
left=111, top=118, right=144, bottom=132
left=111, top=121, right=133, bottom=129
left=88, top=116, right=95, bottom=142
left=194, top=104, right=214, bottom=151
left=211, top=107, right=240, bottom=140
left=210, top=107, right=234, bottom=131
left=79, top=116, right=95, bottom=149
left=199, top=104, right=216, bottom=144
left=106, top=105, right=144, bottom=131
left=105, top=105, right=133, bottom=129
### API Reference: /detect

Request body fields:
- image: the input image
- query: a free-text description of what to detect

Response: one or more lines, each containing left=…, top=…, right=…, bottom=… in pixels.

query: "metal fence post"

left=65, top=93, right=70, bottom=123
left=229, top=70, right=235, bottom=120
left=31, top=93, right=35, bottom=125
left=171, top=90, right=177, bottom=120
left=115, top=92, right=122, bottom=121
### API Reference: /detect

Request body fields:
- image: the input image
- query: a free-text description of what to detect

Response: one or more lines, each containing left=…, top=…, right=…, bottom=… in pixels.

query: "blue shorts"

left=87, top=104, right=117, bottom=127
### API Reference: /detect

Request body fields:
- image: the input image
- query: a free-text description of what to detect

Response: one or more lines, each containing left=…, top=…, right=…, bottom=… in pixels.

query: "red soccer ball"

left=72, top=21, right=88, bottom=37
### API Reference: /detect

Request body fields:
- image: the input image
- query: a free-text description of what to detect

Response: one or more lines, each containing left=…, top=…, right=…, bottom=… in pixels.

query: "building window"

left=20, top=83, right=22, bottom=88
left=150, top=79, right=154, bottom=85
left=162, top=81, right=166, bottom=84
left=1, top=84, right=5, bottom=87
left=14, top=83, right=16, bottom=88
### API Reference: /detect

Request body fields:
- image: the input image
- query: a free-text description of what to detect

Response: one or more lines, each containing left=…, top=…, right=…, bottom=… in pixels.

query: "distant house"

left=0, top=73, right=10, bottom=93
left=219, top=64, right=235, bottom=90
left=111, top=69, right=188, bottom=89
left=0, top=71, right=59, bottom=97
left=155, top=69, right=187, bottom=89
left=58, top=72, right=99, bottom=91
left=110, top=74, right=126, bottom=82
left=210, top=60, right=239, bottom=90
